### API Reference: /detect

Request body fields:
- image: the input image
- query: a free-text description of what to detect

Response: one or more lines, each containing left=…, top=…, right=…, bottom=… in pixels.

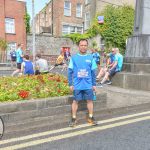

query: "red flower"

left=18, top=90, right=29, bottom=99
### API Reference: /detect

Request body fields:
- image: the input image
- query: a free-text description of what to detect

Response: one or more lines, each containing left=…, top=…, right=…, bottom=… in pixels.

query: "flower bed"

left=0, top=74, right=70, bottom=101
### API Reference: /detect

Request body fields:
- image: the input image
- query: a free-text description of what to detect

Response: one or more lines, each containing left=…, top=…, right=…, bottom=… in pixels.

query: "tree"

left=67, top=5, right=134, bottom=55
left=0, top=39, right=7, bottom=63
left=24, top=10, right=31, bottom=33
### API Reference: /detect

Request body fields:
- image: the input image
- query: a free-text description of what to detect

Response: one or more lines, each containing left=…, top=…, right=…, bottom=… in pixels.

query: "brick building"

left=35, top=0, right=136, bottom=37
left=84, top=0, right=136, bottom=30
left=0, top=0, right=26, bottom=61
left=35, top=0, right=84, bottom=37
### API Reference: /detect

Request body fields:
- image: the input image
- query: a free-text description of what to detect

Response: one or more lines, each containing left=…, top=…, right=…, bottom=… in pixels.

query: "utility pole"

left=32, top=0, right=36, bottom=61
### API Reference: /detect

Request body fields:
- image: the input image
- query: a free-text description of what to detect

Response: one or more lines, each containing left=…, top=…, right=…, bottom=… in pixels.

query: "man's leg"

left=11, top=69, right=20, bottom=76
left=49, top=65, right=55, bottom=71
left=71, top=100, right=78, bottom=119
left=100, top=72, right=110, bottom=84
left=87, top=100, right=97, bottom=125
left=69, top=100, right=78, bottom=127
left=96, top=67, right=107, bottom=80
left=87, top=100, right=93, bottom=117
left=85, top=89, right=97, bottom=125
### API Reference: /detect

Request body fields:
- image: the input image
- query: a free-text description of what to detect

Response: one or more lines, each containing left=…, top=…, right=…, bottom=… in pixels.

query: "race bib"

left=77, top=69, right=89, bottom=78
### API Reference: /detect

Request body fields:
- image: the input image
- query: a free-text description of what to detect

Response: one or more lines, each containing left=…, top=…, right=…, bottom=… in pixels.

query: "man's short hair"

left=18, top=43, right=21, bottom=47
left=78, top=39, right=88, bottom=45
left=24, top=55, right=29, bottom=60
left=36, top=54, right=41, bottom=58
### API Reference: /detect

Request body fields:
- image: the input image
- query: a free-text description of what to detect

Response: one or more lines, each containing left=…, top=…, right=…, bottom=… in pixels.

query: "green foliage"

left=24, top=10, right=31, bottom=33
left=67, top=5, right=134, bottom=54
left=0, top=39, right=7, bottom=51
left=0, top=74, right=70, bottom=101
left=65, top=33, right=91, bottom=44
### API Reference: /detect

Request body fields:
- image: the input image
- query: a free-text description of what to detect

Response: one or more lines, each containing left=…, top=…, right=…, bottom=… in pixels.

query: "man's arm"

left=68, top=58, right=74, bottom=91
left=91, top=59, right=97, bottom=91
left=110, top=55, right=118, bottom=70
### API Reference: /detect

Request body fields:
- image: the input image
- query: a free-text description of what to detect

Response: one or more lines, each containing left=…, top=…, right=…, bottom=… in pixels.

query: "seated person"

left=97, top=48, right=123, bottom=86
left=96, top=49, right=115, bottom=81
left=49, top=52, right=67, bottom=72
left=35, top=54, right=49, bottom=75
left=21, top=55, right=34, bottom=75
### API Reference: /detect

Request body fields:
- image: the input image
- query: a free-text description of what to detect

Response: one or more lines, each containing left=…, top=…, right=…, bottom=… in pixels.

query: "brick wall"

left=0, top=0, right=26, bottom=49
left=53, top=0, right=84, bottom=37
left=0, top=0, right=5, bottom=39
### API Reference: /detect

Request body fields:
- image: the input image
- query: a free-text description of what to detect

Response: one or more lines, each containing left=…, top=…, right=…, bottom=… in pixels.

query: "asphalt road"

left=0, top=111, right=150, bottom=150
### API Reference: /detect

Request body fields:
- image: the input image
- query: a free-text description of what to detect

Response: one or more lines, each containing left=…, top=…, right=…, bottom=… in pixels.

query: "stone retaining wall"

left=0, top=92, right=107, bottom=138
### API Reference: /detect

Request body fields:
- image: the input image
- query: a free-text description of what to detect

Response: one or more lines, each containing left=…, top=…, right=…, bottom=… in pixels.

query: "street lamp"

left=32, top=0, right=36, bottom=61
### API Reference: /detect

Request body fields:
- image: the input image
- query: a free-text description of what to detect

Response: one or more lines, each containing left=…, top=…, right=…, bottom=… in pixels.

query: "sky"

left=26, top=0, right=50, bottom=18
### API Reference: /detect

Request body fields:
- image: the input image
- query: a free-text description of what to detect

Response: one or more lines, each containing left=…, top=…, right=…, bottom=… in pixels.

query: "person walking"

left=10, top=49, right=16, bottom=69
left=11, top=43, right=23, bottom=76
left=68, top=39, right=97, bottom=127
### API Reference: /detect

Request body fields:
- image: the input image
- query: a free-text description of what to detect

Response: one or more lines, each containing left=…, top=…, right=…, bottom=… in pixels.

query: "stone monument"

left=125, top=0, right=150, bottom=63
left=112, top=0, right=150, bottom=91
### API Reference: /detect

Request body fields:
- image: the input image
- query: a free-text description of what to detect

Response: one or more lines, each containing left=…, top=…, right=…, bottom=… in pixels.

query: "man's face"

left=112, top=48, right=116, bottom=55
left=79, top=40, right=88, bottom=54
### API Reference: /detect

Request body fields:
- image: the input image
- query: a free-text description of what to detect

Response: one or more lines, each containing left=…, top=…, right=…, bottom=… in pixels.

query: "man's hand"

left=92, top=86, right=96, bottom=92
left=69, top=86, right=74, bottom=92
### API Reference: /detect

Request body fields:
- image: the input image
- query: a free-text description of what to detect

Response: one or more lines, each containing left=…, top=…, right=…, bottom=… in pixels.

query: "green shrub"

left=67, top=5, right=134, bottom=55
left=0, top=74, right=70, bottom=102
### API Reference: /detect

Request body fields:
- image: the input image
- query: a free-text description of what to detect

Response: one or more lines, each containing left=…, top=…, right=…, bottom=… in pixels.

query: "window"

left=8, top=43, right=16, bottom=51
left=70, top=26, right=75, bottom=33
left=76, top=3, right=82, bottom=18
left=62, top=25, right=83, bottom=35
left=85, top=0, right=90, bottom=5
left=85, top=12, right=90, bottom=30
left=64, top=1, right=71, bottom=16
left=62, top=25, right=70, bottom=34
left=5, top=18, right=15, bottom=34
left=77, top=27, right=83, bottom=34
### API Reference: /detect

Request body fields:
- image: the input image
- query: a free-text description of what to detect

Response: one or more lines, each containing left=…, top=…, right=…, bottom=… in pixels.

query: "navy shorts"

left=109, top=68, right=117, bottom=76
left=96, top=61, right=100, bottom=65
left=73, top=89, right=94, bottom=101
left=17, top=63, right=21, bottom=69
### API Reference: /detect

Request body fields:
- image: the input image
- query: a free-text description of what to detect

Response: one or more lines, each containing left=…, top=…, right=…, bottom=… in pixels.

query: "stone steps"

left=112, top=72, right=150, bottom=91
left=123, top=63, right=150, bottom=73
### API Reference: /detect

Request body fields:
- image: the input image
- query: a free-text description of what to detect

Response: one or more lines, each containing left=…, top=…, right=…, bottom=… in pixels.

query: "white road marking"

left=1, top=115, right=150, bottom=150
left=0, top=110, right=150, bottom=146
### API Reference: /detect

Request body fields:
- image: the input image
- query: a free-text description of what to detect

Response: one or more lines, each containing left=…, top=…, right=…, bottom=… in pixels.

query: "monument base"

left=112, top=35, right=150, bottom=91
left=126, top=35, right=150, bottom=60
left=124, top=57, right=150, bottom=63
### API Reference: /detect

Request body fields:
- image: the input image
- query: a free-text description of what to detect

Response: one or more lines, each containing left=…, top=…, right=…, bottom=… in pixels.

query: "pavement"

left=97, top=85, right=150, bottom=109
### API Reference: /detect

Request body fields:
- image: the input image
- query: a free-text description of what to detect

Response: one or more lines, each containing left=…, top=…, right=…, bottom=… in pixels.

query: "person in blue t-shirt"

left=98, top=48, right=123, bottom=86
left=11, top=43, right=24, bottom=76
left=91, top=48, right=100, bottom=71
left=96, top=50, right=115, bottom=82
left=68, top=39, right=97, bottom=127
left=21, top=55, right=34, bottom=76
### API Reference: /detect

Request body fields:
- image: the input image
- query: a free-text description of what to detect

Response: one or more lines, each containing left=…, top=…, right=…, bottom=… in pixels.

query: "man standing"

left=11, top=44, right=23, bottom=76
left=68, top=39, right=97, bottom=127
